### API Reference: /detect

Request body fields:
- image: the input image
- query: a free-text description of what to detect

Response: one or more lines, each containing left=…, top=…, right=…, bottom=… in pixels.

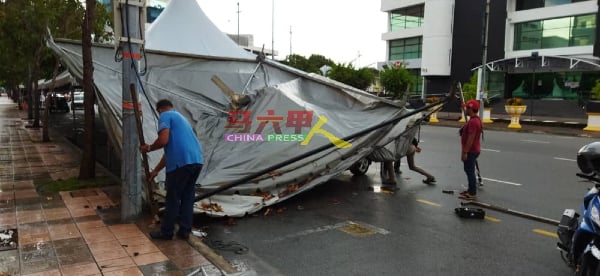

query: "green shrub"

left=591, top=79, right=600, bottom=100
left=380, top=62, right=415, bottom=99
left=37, top=176, right=117, bottom=193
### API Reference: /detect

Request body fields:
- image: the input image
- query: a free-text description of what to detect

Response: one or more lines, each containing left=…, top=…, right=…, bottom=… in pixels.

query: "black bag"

left=455, top=207, right=485, bottom=219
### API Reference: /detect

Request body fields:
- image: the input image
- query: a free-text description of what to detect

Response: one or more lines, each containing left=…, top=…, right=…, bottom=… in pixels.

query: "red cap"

left=462, top=99, right=480, bottom=111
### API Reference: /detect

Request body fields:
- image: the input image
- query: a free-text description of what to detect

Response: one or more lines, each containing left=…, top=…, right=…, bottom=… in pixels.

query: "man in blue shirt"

left=140, top=99, right=204, bottom=240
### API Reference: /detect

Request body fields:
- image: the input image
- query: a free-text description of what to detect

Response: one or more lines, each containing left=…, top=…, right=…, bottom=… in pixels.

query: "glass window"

left=389, top=37, right=422, bottom=61
left=516, top=0, right=592, bottom=11
left=390, top=5, right=424, bottom=31
left=514, top=13, right=596, bottom=50
left=516, top=0, right=544, bottom=11
left=407, top=69, right=422, bottom=95
left=571, top=14, right=597, bottom=46
left=545, top=0, right=573, bottom=6
left=515, top=22, right=543, bottom=50
left=541, top=17, right=570, bottom=48
left=487, top=72, right=505, bottom=100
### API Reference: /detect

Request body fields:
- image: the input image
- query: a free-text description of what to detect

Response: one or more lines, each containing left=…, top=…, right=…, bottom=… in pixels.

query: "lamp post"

left=237, top=2, right=240, bottom=45
left=530, top=51, right=538, bottom=120
left=271, top=0, right=275, bottom=60
left=477, top=0, right=490, bottom=119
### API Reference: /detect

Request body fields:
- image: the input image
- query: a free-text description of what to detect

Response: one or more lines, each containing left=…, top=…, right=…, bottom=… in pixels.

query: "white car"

left=71, top=93, right=84, bottom=110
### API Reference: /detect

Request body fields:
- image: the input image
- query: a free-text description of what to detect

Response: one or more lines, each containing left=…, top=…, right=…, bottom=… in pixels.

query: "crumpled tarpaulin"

left=48, top=38, right=420, bottom=217
left=45, top=0, right=425, bottom=217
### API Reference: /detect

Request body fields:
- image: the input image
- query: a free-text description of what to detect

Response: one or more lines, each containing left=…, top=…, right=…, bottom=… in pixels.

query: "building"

left=380, top=0, right=599, bottom=116
left=97, top=0, right=169, bottom=23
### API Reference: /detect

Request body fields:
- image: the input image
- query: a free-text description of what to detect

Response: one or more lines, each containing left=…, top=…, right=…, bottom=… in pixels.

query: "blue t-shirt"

left=158, top=110, right=204, bottom=172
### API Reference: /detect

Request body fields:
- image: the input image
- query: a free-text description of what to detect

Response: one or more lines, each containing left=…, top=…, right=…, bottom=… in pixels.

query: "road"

left=199, top=125, right=597, bottom=275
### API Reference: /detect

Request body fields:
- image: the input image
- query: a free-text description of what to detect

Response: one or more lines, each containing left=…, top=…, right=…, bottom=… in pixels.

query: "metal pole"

left=531, top=67, right=535, bottom=120
left=119, top=0, right=142, bottom=221
left=271, top=0, right=275, bottom=60
left=461, top=200, right=559, bottom=226
left=237, top=2, right=240, bottom=45
left=478, top=0, right=490, bottom=119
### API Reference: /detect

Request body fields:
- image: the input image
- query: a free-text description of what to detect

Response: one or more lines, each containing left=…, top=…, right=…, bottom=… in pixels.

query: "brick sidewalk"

left=0, top=96, right=213, bottom=275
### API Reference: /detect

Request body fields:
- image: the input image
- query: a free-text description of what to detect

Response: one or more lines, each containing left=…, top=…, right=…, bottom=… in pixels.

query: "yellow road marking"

left=533, top=229, right=558, bottom=238
left=416, top=199, right=441, bottom=207
left=484, top=216, right=501, bottom=222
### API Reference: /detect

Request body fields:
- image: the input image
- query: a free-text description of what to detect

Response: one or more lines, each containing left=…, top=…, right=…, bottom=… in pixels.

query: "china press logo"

left=223, top=110, right=351, bottom=149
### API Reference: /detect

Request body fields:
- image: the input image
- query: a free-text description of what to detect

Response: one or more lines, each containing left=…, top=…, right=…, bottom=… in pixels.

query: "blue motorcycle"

left=558, top=142, right=600, bottom=275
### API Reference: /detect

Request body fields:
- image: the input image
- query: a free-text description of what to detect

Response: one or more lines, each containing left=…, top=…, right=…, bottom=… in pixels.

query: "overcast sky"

left=198, top=0, right=387, bottom=68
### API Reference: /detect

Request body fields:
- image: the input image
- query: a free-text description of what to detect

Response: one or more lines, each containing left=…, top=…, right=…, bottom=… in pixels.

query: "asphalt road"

left=200, top=125, right=598, bottom=276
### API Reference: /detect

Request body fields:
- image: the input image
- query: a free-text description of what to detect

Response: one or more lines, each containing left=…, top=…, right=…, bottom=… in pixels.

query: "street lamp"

left=530, top=51, right=538, bottom=120
left=237, top=2, right=240, bottom=45
left=271, top=0, right=275, bottom=60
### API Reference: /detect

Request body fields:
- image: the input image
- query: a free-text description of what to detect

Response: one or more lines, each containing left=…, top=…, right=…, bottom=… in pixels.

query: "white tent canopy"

left=145, top=0, right=255, bottom=59
left=39, top=70, right=76, bottom=90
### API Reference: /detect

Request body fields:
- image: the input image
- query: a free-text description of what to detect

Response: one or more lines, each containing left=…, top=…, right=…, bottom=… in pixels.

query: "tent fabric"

left=145, top=0, right=255, bottom=60
left=46, top=0, right=420, bottom=217
left=39, top=70, right=75, bottom=90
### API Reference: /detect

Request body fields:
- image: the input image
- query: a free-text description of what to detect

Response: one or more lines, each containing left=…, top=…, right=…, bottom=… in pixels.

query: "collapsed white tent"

left=47, top=0, right=423, bottom=217
left=39, top=70, right=76, bottom=90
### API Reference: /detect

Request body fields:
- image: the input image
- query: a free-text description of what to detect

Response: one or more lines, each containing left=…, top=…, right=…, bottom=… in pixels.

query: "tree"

left=0, top=0, right=111, bottom=178
left=379, top=63, right=415, bottom=99
left=328, top=63, right=374, bottom=91
left=79, top=0, right=97, bottom=179
left=591, top=79, right=600, bottom=100
left=462, top=72, right=478, bottom=101
left=281, top=54, right=334, bottom=74
left=0, top=0, right=110, bottom=127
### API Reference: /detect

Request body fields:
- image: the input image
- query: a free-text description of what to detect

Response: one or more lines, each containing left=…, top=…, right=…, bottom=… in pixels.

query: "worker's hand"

left=139, top=144, right=151, bottom=153
left=148, top=170, right=158, bottom=182
left=461, top=152, right=467, bottom=161
left=415, top=146, right=422, bottom=153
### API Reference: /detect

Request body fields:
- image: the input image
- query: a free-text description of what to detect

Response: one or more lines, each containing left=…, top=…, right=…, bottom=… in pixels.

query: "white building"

left=380, top=0, right=599, bottom=115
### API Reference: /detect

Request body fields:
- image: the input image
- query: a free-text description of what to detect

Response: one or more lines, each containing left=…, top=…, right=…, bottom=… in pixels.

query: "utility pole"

left=289, top=25, right=292, bottom=59
left=477, top=0, right=490, bottom=119
left=116, top=0, right=144, bottom=221
left=237, top=2, right=240, bottom=45
left=271, top=0, right=275, bottom=59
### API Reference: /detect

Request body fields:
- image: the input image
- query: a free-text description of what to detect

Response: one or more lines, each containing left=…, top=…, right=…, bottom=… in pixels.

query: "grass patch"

left=37, top=176, right=118, bottom=193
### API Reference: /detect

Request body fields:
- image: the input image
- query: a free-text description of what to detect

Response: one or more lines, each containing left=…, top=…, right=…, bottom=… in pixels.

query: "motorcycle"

left=558, top=142, right=600, bottom=275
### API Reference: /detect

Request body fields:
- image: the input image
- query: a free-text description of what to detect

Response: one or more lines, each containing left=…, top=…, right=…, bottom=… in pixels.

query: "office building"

left=380, top=0, right=599, bottom=111
left=97, top=0, right=169, bottom=23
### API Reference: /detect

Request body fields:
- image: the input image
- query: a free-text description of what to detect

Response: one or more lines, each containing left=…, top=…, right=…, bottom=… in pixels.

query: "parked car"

left=71, top=93, right=84, bottom=110
left=48, top=95, right=70, bottom=113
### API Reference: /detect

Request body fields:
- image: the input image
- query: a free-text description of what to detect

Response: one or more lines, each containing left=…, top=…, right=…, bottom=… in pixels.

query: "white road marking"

left=482, top=177, right=522, bottom=186
left=482, top=148, right=500, bottom=152
left=521, top=139, right=550, bottom=144
left=262, top=221, right=389, bottom=243
left=554, top=157, right=576, bottom=162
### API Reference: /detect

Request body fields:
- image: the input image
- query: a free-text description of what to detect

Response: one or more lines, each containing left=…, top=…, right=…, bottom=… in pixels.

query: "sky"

left=198, top=0, right=387, bottom=68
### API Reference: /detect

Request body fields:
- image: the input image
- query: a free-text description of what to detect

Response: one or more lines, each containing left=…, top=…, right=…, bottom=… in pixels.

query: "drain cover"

left=0, top=229, right=18, bottom=251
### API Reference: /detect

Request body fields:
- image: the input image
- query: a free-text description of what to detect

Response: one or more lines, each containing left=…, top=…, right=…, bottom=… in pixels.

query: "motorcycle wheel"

left=577, top=253, right=599, bottom=276
left=350, top=158, right=370, bottom=176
